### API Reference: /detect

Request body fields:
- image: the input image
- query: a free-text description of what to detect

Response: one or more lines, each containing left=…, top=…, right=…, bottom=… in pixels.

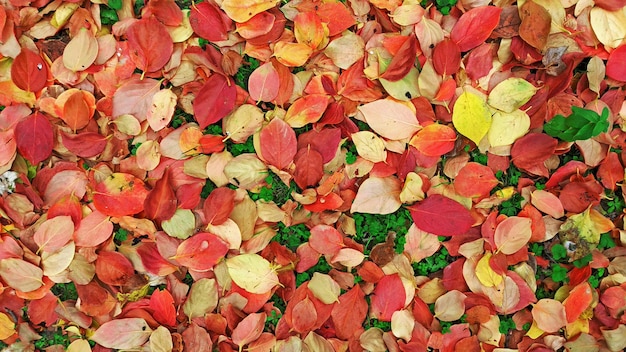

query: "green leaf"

left=551, top=243, right=567, bottom=261
left=108, top=0, right=123, bottom=10
left=544, top=107, right=609, bottom=142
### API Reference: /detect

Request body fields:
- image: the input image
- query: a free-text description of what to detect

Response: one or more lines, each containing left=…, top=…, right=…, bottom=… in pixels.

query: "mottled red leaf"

left=291, top=297, right=318, bottom=333
left=597, top=152, right=623, bottom=190
left=331, top=285, right=368, bottom=340
left=409, top=195, right=474, bottom=237
left=293, top=147, right=324, bottom=190
left=450, top=6, right=502, bottom=52
left=193, top=74, right=237, bottom=129
left=96, top=251, right=135, bottom=286
left=126, top=16, right=173, bottom=73
left=11, top=49, right=48, bottom=92
left=190, top=1, right=232, bottom=42
left=380, top=35, right=418, bottom=81
left=60, top=131, right=107, bottom=158
left=297, top=127, right=342, bottom=163
left=143, top=0, right=183, bottom=26
left=409, top=123, right=456, bottom=157
left=202, top=187, right=236, bottom=225
left=309, top=224, right=345, bottom=257
left=259, top=117, right=297, bottom=170
left=232, top=312, right=266, bottom=347
left=454, top=162, right=499, bottom=199
left=510, top=133, right=557, bottom=177
left=248, top=62, right=280, bottom=102
left=15, top=112, right=54, bottom=165
left=518, top=0, right=551, bottom=50
left=171, top=233, right=229, bottom=271
left=93, top=173, right=150, bottom=217
left=144, top=169, right=177, bottom=222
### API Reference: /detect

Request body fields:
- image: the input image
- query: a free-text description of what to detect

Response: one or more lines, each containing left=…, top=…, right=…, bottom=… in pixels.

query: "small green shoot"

left=51, top=282, right=78, bottom=301
left=544, top=107, right=610, bottom=142
left=354, top=208, right=412, bottom=254
left=272, top=223, right=310, bottom=251
left=413, top=247, right=450, bottom=276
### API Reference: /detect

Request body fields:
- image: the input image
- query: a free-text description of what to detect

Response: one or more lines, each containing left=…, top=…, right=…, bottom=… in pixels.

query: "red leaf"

left=126, top=16, right=173, bottom=73
left=248, top=62, right=280, bottom=102
left=432, top=38, right=461, bottom=76
left=291, top=297, right=318, bottom=333
left=144, top=169, right=177, bottom=222
left=95, top=251, right=135, bottom=286
left=143, top=0, right=183, bottom=26
left=331, top=285, right=368, bottom=340
left=193, top=74, right=237, bottom=129
left=510, top=133, right=557, bottom=177
left=594, top=0, right=626, bottom=11
left=293, top=147, right=324, bottom=190
left=450, top=6, right=502, bottom=52
left=296, top=127, right=342, bottom=163
left=409, top=123, right=457, bottom=157
left=409, top=195, right=474, bottom=237
left=232, top=312, right=266, bottom=347
left=15, top=112, right=54, bottom=165
left=203, top=187, right=236, bottom=225
left=11, top=49, right=48, bottom=92
left=259, top=117, right=297, bottom=170
left=317, top=2, right=356, bottom=36
left=150, top=288, right=177, bottom=326
left=597, top=152, right=623, bottom=190
left=370, top=274, right=406, bottom=321
left=73, top=211, right=113, bottom=247
left=380, top=35, right=418, bottom=81
left=60, top=131, right=107, bottom=158
left=75, top=281, right=117, bottom=317
left=171, top=233, right=229, bottom=271
left=93, top=173, right=150, bottom=217
left=189, top=1, right=232, bottom=42
left=454, top=162, right=499, bottom=199
left=27, top=292, right=58, bottom=326
left=309, top=224, right=344, bottom=257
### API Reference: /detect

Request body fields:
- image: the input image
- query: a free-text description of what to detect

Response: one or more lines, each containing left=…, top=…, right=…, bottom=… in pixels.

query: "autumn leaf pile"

left=2, top=0, right=626, bottom=350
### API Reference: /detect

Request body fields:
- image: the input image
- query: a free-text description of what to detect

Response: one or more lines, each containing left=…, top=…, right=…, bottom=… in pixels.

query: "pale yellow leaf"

left=183, top=278, right=218, bottom=319
left=324, top=31, right=365, bottom=70
left=136, top=140, right=161, bottom=171
left=587, top=56, right=605, bottom=94
left=161, top=209, right=195, bottom=239
left=63, top=28, right=98, bottom=71
left=206, top=218, right=242, bottom=250
left=223, top=104, right=264, bottom=143
left=452, top=91, right=492, bottom=145
left=487, top=78, right=538, bottom=113
left=399, top=172, right=425, bottom=204
left=226, top=253, right=279, bottom=294
left=350, top=176, right=402, bottom=214
left=434, top=290, right=467, bottom=321
left=150, top=326, right=173, bottom=352
left=602, top=324, right=626, bottom=352
left=167, top=9, right=194, bottom=43
left=67, top=339, right=92, bottom=352
left=112, top=114, right=142, bottom=136
left=403, top=224, right=440, bottom=263
left=417, top=61, right=442, bottom=101
left=42, top=241, right=75, bottom=276
left=91, top=318, right=152, bottom=350
left=358, top=99, right=420, bottom=140
left=391, top=309, right=414, bottom=342
left=532, top=299, right=567, bottom=333
left=590, top=7, right=626, bottom=49
left=352, top=131, right=387, bottom=163
left=487, top=110, right=530, bottom=147
left=330, top=247, right=365, bottom=268
left=147, top=89, right=177, bottom=132
left=494, top=216, right=532, bottom=255
left=308, top=273, right=341, bottom=304
left=224, top=154, right=268, bottom=190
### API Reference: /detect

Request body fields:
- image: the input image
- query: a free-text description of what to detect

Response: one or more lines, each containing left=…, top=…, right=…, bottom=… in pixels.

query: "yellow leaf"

left=0, top=312, right=15, bottom=340
left=226, top=253, right=280, bottom=294
left=452, top=91, right=492, bottom=145
left=221, top=0, right=279, bottom=22
left=352, top=131, right=387, bottom=163
left=391, top=310, right=414, bottom=342
left=161, top=209, right=195, bottom=239
left=147, top=89, right=177, bottom=132
left=183, top=278, right=218, bottom=319
left=273, top=41, right=313, bottom=67
left=487, top=110, right=530, bottom=147
left=308, top=273, right=341, bottom=304
left=67, top=339, right=92, bottom=352
left=167, top=9, right=194, bottom=43
left=63, top=28, right=98, bottom=72
left=476, top=253, right=504, bottom=287
left=350, top=176, right=402, bottom=215
left=487, top=78, right=538, bottom=113
left=223, top=104, right=264, bottom=143
left=358, top=99, right=420, bottom=140
left=324, top=31, right=365, bottom=70
left=590, top=7, right=626, bottom=49
left=399, top=172, right=425, bottom=204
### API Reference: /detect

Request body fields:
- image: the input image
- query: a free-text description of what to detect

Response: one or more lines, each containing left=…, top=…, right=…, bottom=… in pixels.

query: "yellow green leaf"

left=476, top=252, right=504, bottom=287
left=452, top=91, right=492, bottom=145
left=487, top=78, right=538, bottom=113
left=487, top=110, right=530, bottom=147
left=226, top=253, right=280, bottom=294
